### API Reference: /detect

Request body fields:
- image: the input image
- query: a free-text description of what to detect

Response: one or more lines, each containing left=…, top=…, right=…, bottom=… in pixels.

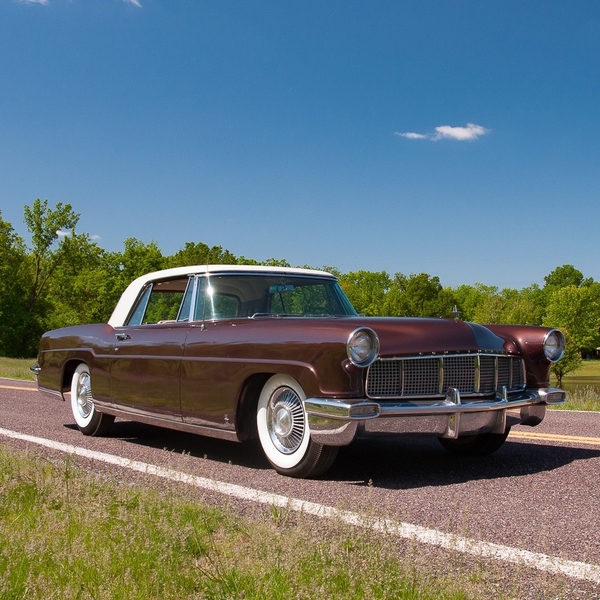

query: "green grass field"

left=562, top=359, right=600, bottom=378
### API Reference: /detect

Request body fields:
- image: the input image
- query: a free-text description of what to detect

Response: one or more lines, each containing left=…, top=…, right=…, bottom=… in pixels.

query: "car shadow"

left=328, top=436, right=600, bottom=489
left=64, top=421, right=600, bottom=488
left=67, top=420, right=271, bottom=471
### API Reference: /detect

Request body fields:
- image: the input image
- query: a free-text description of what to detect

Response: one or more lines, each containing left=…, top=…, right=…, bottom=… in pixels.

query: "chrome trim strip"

left=304, top=398, right=380, bottom=420
left=97, top=404, right=239, bottom=442
left=494, top=356, right=499, bottom=392
left=305, top=387, right=565, bottom=421
left=37, top=386, right=64, bottom=400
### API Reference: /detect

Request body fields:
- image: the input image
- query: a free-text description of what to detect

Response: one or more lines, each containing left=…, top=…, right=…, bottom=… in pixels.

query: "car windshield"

left=193, top=274, right=358, bottom=320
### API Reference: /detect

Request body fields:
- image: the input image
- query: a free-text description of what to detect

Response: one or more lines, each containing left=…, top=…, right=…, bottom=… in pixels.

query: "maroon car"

left=33, top=265, right=566, bottom=478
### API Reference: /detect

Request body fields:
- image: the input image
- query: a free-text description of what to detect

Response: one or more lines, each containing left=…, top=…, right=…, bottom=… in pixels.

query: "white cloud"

left=124, top=0, right=142, bottom=6
left=395, top=123, right=490, bottom=142
left=434, top=123, right=488, bottom=141
left=397, top=132, right=429, bottom=140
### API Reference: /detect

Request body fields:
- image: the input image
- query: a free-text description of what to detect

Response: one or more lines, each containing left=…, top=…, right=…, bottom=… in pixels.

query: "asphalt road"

left=2, top=378, right=600, bottom=595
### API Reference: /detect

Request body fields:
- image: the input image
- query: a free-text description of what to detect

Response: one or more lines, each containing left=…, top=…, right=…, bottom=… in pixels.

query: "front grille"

left=366, top=354, right=525, bottom=399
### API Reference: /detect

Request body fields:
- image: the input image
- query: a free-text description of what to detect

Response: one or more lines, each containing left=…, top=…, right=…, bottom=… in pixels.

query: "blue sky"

left=1, top=1, right=599, bottom=289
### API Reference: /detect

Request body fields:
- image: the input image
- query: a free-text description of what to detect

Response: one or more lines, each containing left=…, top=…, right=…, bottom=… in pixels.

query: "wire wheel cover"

left=267, top=387, right=306, bottom=454
left=76, top=372, right=94, bottom=419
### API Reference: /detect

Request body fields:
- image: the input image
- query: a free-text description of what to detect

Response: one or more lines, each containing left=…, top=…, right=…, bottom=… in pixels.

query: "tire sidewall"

left=70, top=363, right=96, bottom=431
left=257, top=374, right=311, bottom=471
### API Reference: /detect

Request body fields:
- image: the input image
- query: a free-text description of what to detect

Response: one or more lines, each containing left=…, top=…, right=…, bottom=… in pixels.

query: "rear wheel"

left=438, top=428, right=511, bottom=456
left=256, top=374, right=338, bottom=478
left=70, top=364, right=114, bottom=436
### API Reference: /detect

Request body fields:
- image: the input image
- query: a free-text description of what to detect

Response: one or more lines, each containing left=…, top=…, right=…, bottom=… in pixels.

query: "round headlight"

left=347, top=328, right=380, bottom=367
left=543, top=329, right=565, bottom=362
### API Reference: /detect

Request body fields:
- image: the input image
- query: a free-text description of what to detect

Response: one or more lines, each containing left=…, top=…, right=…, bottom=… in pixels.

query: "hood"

left=359, top=317, right=511, bottom=357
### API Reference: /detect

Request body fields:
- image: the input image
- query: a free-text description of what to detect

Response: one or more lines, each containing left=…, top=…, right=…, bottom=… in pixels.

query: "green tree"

left=0, top=212, right=30, bottom=356
left=45, top=233, right=121, bottom=328
left=453, top=283, right=499, bottom=322
left=543, top=264, right=586, bottom=290
left=453, top=284, right=485, bottom=322
left=23, top=198, right=80, bottom=314
left=115, top=238, right=165, bottom=292
left=503, top=284, right=544, bottom=325
left=384, top=272, right=455, bottom=317
left=11, top=199, right=81, bottom=356
left=550, top=330, right=582, bottom=387
left=164, top=241, right=238, bottom=268
left=543, top=286, right=600, bottom=354
left=338, top=271, right=391, bottom=316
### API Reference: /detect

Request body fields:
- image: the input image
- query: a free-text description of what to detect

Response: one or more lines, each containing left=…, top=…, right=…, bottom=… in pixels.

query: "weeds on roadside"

left=0, top=357, right=35, bottom=381
left=2, top=444, right=598, bottom=598
left=0, top=445, right=472, bottom=599
left=553, top=386, right=600, bottom=411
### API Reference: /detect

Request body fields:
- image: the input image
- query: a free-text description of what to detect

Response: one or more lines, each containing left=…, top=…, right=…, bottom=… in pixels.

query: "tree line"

left=1, top=200, right=599, bottom=383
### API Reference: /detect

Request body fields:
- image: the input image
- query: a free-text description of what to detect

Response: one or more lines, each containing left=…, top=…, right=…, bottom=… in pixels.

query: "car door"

left=180, top=274, right=258, bottom=431
left=109, top=276, right=193, bottom=418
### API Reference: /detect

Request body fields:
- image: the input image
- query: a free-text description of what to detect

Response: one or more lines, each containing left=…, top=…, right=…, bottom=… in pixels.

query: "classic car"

left=33, top=265, right=566, bottom=478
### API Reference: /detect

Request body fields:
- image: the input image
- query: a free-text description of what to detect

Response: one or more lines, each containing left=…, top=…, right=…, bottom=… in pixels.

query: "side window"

left=127, top=284, right=152, bottom=326
left=211, top=295, right=240, bottom=319
left=125, top=277, right=189, bottom=325
left=194, top=278, right=241, bottom=320
left=177, top=278, right=195, bottom=322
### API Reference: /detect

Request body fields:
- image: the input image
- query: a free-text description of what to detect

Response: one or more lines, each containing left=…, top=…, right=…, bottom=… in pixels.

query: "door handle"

left=115, top=333, right=131, bottom=341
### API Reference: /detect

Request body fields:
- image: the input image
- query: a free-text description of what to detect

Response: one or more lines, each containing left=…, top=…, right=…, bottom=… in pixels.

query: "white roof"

left=108, top=264, right=335, bottom=327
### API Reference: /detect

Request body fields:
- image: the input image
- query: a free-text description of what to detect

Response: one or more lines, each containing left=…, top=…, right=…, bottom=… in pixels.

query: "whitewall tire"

left=70, top=363, right=114, bottom=436
left=256, top=374, right=338, bottom=478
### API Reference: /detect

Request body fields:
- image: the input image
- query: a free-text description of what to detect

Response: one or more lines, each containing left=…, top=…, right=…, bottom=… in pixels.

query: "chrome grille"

left=366, top=354, right=525, bottom=399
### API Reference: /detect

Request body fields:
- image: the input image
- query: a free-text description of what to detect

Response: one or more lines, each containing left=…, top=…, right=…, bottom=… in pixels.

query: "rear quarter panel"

left=37, top=324, right=116, bottom=401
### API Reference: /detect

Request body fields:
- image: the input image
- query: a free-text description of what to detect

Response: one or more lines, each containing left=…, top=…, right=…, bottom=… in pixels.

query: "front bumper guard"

left=305, top=387, right=566, bottom=446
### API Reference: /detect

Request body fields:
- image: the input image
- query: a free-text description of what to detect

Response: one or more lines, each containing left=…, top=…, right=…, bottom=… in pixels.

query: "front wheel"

left=70, top=364, right=115, bottom=436
left=256, top=374, right=338, bottom=478
left=438, top=427, right=511, bottom=456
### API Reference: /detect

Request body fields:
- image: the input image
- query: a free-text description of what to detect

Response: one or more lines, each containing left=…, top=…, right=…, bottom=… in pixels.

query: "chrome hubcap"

left=76, top=372, right=94, bottom=419
left=267, top=387, right=305, bottom=454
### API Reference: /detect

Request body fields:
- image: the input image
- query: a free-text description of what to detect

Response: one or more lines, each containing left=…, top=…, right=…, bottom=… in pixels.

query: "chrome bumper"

left=305, top=387, right=566, bottom=446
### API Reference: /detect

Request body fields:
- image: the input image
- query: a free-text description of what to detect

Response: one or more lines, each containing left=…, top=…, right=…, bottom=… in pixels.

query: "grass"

left=0, top=357, right=35, bottom=381
left=567, top=359, right=600, bottom=377
left=1, top=445, right=591, bottom=599
left=553, top=386, right=600, bottom=411
left=0, top=446, right=478, bottom=600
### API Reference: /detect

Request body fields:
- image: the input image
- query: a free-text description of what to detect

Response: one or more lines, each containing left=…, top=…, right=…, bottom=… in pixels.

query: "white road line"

left=2, top=426, right=599, bottom=585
